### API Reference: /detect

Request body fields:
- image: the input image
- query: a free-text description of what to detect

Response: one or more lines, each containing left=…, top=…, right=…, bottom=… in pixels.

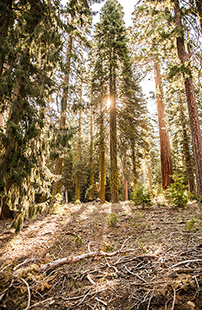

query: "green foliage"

left=74, top=235, right=83, bottom=245
left=130, top=184, right=152, bottom=209
left=185, top=218, right=198, bottom=233
left=106, top=213, right=118, bottom=227
left=167, top=173, right=188, bottom=208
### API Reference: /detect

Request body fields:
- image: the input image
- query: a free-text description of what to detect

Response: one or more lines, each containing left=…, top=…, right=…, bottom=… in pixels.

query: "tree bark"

left=110, top=61, right=118, bottom=203
left=174, top=0, right=202, bottom=199
left=123, top=154, right=128, bottom=201
left=147, top=164, right=153, bottom=197
left=99, top=94, right=105, bottom=204
left=89, top=111, right=94, bottom=200
left=154, top=60, right=173, bottom=190
left=75, top=108, right=82, bottom=201
left=131, top=143, right=138, bottom=191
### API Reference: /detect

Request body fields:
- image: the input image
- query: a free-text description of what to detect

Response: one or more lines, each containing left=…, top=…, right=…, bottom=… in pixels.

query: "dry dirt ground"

left=1, top=201, right=202, bottom=310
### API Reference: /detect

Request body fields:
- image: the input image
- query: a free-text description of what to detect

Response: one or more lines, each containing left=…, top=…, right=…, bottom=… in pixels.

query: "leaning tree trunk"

left=174, top=0, right=202, bottom=199
left=154, top=60, right=173, bottom=190
left=110, top=62, right=118, bottom=203
left=51, top=29, right=73, bottom=201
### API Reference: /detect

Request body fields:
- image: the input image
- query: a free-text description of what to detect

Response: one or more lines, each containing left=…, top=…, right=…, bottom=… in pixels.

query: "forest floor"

left=1, top=200, right=202, bottom=310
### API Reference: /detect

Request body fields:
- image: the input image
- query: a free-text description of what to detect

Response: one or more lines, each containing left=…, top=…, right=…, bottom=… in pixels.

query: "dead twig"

left=0, top=264, right=12, bottom=273
left=171, top=259, right=202, bottom=269
left=171, top=288, right=176, bottom=310
left=96, top=296, right=107, bottom=306
left=0, top=279, right=14, bottom=302
left=86, top=274, right=96, bottom=285
left=29, top=297, right=54, bottom=309
left=21, top=278, right=31, bottom=310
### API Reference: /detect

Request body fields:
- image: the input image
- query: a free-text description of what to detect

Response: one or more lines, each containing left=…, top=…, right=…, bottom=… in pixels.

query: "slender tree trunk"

left=174, top=0, right=202, bottom=199
left=89, top=111, right=94, bottom=200
left=196, top=0, right=202, bottom=30
left=122, top=154, right=128, bottom=201
left=131, top=143, right=138, bottom=191
left=99, top=94, right=105, bottom=204
left=154, top=60, right=173, bottom=190
left=51, top=28, right=73, bottom=200
left=147, top=164, right=153, bottom=197
left=110, top=61, right=118, bottom=203
left=75, top=108, right=82, bottom=202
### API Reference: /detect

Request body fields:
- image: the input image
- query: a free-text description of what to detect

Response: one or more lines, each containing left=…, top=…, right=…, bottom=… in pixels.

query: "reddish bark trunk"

left=154, top=60, right=173, bottom=190
left=174, top=0, right=202, bottom=199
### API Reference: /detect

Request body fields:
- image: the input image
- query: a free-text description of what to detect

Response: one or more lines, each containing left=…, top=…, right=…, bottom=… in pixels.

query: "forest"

left=1, top=0, right=202, bottom=309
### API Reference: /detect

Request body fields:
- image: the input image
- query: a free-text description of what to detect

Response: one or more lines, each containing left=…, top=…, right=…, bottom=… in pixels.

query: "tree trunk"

left=154, top=60, right=173, bottom=190
left=131, top=143, right=138, bottom=191
left=51, top=28, right=73, bottom=200
left=110, top=62, right=118, bottom=203
left=196, top=0, right=202, bottom=31
left=99, top=95, right=105, bottom=204
left=89, top=111, right=94, bottom=200
left=147, top=164, right=153, bottom=197
left=75, top=108, right=82, bottom=202
left=174, top=0, right=202, bottom=199
left=123, top=154, right=128, bottom=201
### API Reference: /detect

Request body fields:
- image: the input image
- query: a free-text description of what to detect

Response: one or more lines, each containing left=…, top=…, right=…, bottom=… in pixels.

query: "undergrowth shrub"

left=130, top=184, right=152, bottom=209
left=106, top=213, right=118, bottom=227
left=166, top=173, right=188, bottom=208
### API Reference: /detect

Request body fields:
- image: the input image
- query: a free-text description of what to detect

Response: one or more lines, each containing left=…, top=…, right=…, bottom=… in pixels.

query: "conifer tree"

left=95, top=0, right=132, bottom=203
left=0, top=0, right=62, bottom=220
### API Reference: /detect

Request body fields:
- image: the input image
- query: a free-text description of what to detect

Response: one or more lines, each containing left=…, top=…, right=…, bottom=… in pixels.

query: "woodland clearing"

left=0, top=201, right=202, bottom=310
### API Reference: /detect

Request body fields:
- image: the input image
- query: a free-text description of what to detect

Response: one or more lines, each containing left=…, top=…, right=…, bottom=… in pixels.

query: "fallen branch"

left=14, top=248, right=136, bottom=277
left=171, top=259, right=202, bottom=269
left=21, top=278, right=31, bottom=310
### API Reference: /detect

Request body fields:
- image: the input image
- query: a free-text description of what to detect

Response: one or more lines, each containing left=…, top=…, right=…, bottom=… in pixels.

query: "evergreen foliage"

left=130, top=184, right=152, bottom=209
left=167, top=173, right=188, bottom=208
